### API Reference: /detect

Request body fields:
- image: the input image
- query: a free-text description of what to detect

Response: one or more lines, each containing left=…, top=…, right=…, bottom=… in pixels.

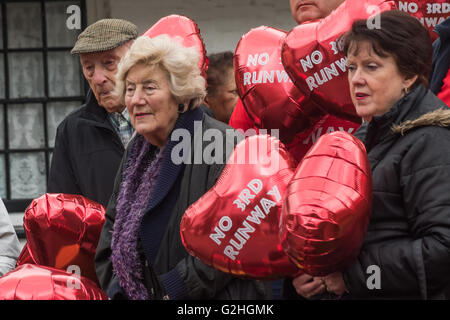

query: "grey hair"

left=115, top=34, right=206, bottom=109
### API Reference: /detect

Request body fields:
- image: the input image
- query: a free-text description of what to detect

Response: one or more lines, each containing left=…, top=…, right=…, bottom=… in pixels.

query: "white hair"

left=115, top=34, right=206, bottom=109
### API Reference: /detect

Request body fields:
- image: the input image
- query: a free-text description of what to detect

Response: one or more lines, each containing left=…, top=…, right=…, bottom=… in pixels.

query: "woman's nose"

left=130, top=88, right=145, bottom=106
left=350, top=68, right=365, bottom=85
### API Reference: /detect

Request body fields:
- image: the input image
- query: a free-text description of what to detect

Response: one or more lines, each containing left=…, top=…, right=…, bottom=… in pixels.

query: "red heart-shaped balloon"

left=143, top=14, right=208, bottom=79
left=15, top=243, right=36, bottom=267
left=396, top=0, right=448, bottom=41
left=23, top=193, right=105, bottom=284
left=280, top=131, right=372, bottom=276
left=0, top=264, right=107, bottom=300
left=282, top=0, right=396, bottom=122
left=234, top=26, right=324, bottom=144
left=181, top=135, right=299, bottom=279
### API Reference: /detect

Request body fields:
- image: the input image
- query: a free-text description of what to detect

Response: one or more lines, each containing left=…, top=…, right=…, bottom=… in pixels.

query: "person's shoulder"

left=396, top=109, right=450, bottom=170
left=57, top=103, right=87, bottom=127
left=202, top=113, right=243, bottom=136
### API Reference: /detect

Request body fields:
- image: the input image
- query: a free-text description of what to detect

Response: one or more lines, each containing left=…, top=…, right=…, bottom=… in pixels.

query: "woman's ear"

left=178, top=100, right=190, bottom=113
left=403, top=74, right=418, bottom=92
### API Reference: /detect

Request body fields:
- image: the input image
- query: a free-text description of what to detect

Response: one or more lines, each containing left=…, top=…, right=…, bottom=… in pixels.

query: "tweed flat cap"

left=71, top=19, right=138, bottom=54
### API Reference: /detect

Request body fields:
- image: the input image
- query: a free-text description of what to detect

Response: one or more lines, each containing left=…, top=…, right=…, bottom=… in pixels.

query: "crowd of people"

left=0, top=0, right=449, bottom=300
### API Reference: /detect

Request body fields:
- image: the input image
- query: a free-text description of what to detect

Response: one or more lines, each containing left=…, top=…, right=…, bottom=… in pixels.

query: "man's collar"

left=120, top=107, right=130, bottom=122
left=109, top=108, right=130, bottom=123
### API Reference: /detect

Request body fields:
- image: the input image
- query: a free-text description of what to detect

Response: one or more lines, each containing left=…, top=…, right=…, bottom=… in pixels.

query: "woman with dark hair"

left=316, top=10, right=450, bottom=299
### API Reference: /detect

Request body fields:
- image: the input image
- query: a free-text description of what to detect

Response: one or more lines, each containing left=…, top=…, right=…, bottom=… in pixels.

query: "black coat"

left=95, top=109, right=272, bottom=300
left=47, top=91, right=125, bottom=208
left=342, top=85, right=450, bottom=299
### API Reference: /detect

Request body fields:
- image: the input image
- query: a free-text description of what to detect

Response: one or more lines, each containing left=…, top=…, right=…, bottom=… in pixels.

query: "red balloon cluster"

left=181, top=132, right=372, bottom=279
left=280, top=132, right=372, bottom=276
left=0, top=264, right=107, bottom=300
left=142, top=14, right=208, bottom=80
left=281, top=0, right=396, bottom=123
left=395, top=0, right=448, bottom=41
left=1, top=193, right=107, bottom=300
left=234, top=0, right=397, bottom=145
left=234, top=26, right=323, bottom=144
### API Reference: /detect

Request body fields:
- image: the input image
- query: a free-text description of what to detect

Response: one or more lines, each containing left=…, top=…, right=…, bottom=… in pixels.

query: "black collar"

left=365, top=85, right=428, bottom=151
left=83, top=89, right=110, bottom=122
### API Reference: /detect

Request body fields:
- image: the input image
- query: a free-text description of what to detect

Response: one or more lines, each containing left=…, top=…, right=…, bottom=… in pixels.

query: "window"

left=0, top=0, right=87, bottom=220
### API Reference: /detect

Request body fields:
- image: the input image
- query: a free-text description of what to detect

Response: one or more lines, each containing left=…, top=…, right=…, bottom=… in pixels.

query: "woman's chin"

left=135, top=127, right=151, bottom=137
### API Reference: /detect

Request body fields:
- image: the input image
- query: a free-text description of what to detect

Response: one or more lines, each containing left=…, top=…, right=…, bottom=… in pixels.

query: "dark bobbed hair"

left=206, top=51, right=234, bottom=96
left=342, top=10, right=432, bottom=88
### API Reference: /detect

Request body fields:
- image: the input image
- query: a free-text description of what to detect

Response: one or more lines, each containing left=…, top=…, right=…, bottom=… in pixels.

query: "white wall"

left=87, top=0, right=297, bottom=55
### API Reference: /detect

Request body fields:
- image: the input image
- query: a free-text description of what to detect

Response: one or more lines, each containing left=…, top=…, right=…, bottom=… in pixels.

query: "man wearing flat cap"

left=48, top=19, right=137, bottom=207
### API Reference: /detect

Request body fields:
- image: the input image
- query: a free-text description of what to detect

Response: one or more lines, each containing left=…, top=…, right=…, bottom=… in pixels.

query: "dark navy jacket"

left=430, top=18, right=450, bottom=95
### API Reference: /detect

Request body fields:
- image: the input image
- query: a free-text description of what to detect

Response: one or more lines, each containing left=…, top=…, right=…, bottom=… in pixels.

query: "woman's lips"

left=355, top=92, right=370, bottom=101
left=135, top=112, right=152, bottom=119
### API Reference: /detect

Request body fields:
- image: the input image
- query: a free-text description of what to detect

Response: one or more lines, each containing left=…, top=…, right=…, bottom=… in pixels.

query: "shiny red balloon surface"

left=23, top=193, right=105, bottom=284
left=15, top=243, right=36, bottom=267
left=0, top=264, right=107, bottom=300
left=280, top=131, right=372, bottom=276
left=143, top=14, right=208, bottom=79
left=282, top=0, right=396, bottom=122
left=234, top=26, right=324, bottom=144
left=181, top=135, right=299, bottom=279
left=396, top=0, right=448, bottom=41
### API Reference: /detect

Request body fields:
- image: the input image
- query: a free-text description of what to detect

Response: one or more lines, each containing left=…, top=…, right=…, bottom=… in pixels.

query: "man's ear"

left=204, top=96, right=211, bottom=108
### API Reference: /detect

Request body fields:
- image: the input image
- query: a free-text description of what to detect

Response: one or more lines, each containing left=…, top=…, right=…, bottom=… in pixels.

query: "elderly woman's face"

left=346, top=41, right=416, bottom=122
left=125, top=64, right=179, bottom=146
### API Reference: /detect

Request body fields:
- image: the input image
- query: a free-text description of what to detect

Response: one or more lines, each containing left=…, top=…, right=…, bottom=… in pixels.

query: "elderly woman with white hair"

left=95, top=35, right=271, bottom=300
